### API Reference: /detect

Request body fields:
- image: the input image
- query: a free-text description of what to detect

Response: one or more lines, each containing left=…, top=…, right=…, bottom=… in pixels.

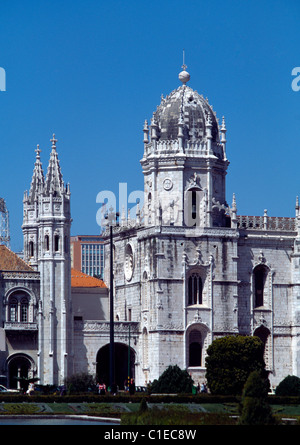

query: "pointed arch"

left=254, top=324, right=272, bottom=370
left=189, top=330, right=202, bottom=366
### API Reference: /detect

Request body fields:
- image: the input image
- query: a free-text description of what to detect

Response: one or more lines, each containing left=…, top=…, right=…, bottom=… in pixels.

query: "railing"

left=237, top=215, right=296, bottom=232
left=4, top=322, right=38, bottom=331
left=74, top=320, right=139, bottom=333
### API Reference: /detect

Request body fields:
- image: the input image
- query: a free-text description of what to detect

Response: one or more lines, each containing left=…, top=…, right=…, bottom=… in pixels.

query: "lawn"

left=1, top=401, right=300, bottom=424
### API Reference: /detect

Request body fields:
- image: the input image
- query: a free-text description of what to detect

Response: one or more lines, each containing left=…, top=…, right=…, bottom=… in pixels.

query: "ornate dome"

left=153, top=70, right=219, bottom=143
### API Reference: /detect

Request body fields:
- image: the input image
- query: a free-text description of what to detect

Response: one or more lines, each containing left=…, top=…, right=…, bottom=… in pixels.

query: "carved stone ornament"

left=258, top=250, right=266, bottom=264
left=163, top=178, right=173, bottom=191
left=187, top=172, right=201, bottom=189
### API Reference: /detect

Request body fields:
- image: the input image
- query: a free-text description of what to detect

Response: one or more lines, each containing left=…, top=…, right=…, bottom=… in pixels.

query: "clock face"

left=163, top=178, right=173, bottom=191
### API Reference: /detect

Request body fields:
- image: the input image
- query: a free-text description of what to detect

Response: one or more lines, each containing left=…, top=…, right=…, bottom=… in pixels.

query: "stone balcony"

left=4, top=322, right=38, bottom=331
left=74, top=320, right=139, bottom=334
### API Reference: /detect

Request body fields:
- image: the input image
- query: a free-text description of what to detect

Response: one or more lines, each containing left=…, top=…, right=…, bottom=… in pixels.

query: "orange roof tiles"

left=0, top=245, right=34, bottom=272
left=71, top=268, right=107, bottom=288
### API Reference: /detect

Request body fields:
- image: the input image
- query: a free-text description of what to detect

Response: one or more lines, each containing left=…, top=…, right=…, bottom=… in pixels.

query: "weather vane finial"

left=182, top=48, right=187, bottom=71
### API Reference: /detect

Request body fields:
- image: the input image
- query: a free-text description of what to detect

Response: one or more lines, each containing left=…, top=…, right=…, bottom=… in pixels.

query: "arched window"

left=254, top=325, right=271, bottom=370
left=20, top=298, right=29, bottom=322
left=45, top=235, right=49, bottom=251
left=142, top=327, right=149, bottom=370
left=254, top=265, right=268, bottom=307
left=124, top=243, right=134, bottom=281
left=29, top=241, right=34, bottom=258
left=54, top=234, right=59, bottom=252
left=185, top=189, right=201, bottom=227
left=143, top=271, right=149, bottom=309
left=9, top=297, right=18, bottom=322
left=188, top=273, right=203, bottom=305
left=254, top=325, right=270, bottom=348
left=7, top=293, right=31, bottom=323
left=189, top=330, right=202, bottom=367
left=192, top=190, right=197, bottom=221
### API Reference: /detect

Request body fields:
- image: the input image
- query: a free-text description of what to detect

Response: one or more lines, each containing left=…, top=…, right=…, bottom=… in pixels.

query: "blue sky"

left=0, top=0, right=299, bottom=251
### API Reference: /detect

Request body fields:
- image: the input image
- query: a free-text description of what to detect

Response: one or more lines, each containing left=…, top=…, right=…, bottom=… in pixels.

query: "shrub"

left=275, top=375, right=300, bottom=396
left=205, top=335, right=267, bottom=395
left=238, top=371, right=276, bottom=425
left=64, top=373, right=97, bottom=394
left=150, top=365, right=193, bottom=394
left=139, top=398, right=148, bottom=413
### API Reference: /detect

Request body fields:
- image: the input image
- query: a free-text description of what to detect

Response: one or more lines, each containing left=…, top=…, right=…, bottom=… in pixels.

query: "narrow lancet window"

left=188, top=273, right=203, bottom=305
left=54, top=235, right=59, bottom=252
left=254, top=265, right=267, bottom=307
left=45, top=235, right=49, bottom=251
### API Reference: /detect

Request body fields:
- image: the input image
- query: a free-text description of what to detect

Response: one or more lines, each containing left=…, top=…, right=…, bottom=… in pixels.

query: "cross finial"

left=179, top=49, right=190, bottom=84
left=50, top=133, right=57, bottom=148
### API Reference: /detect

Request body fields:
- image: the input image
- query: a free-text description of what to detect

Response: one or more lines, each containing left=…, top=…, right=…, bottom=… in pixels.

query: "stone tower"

left=102, top=63, right=241, bottom=387
left=22, top=135, right=72, bottom=385
left=141, top=63, right=229, bottom=229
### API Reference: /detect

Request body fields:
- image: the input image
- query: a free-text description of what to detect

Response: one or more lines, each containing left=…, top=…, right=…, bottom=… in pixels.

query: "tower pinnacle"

left=50, top=133, right=57, bottom=149
left=29, top=144, right=45, bottom=203
left=178, top=49, right=190, bottom=85
left=45, top=134, right=64, bottom=195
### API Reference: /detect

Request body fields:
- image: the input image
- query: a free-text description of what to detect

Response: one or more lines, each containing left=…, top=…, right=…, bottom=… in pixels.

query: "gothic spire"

left=45, top=134, right=64, bottom=195
left=29, top=144, right=45, bottom=203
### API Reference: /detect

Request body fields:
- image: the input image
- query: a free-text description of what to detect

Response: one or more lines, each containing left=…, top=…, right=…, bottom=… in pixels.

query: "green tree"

left=205, top=335, right=267, bottom=395
left=151, top=365, right=194, bottom=394
left=275, top=375, right=300, bottom=396
left=238, top=370, right=276, bottom=425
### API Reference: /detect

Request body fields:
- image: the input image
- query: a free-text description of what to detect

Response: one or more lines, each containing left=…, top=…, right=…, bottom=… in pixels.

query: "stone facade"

left=0, top=266, right=40, bottom=386
left=1, top=66, right=299, bottom=391
left=101, top=66, right=300, bottom=389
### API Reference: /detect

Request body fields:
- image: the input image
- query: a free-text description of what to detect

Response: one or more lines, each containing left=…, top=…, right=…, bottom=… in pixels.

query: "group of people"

left=197, top=381, right=208, bottom=393
left=97, top=378, right=136, bottom=395
left=97, top=381, right=107, bottom=395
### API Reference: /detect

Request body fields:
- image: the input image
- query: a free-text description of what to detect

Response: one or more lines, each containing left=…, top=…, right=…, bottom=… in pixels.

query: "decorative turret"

left=143, top=120, right=149, bottom=145
left=29, top=145, right=45, bottom=203
left=231, top=193, right=238, bottom=228
left=220, top=116, right=227, bottom=160
left=44, top=134, right=64, bottom=196
left=141, top=62, right=229, bottom=228
left=22, top=134, right=72, bottom=387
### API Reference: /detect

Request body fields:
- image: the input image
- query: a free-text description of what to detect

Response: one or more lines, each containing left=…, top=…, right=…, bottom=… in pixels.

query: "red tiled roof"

left=0, top=245, right=34, bottom=271
left=71, top=268, right=107, bottom=288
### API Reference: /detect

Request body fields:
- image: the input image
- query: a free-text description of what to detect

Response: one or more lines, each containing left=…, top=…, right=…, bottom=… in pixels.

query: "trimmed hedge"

left=2, top=392, right=300, bottom=405
left=0, top=392, right=240, bottom=404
